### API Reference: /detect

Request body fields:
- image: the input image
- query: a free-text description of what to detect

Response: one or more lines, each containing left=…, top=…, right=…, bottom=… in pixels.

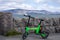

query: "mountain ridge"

left=0, top=9, right=60, bottom=19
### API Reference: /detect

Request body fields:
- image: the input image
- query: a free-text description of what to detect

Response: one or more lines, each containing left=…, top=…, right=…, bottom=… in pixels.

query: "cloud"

left=0, top=0, right=2, bottom=2
left=18, top=4, right=34, bottom=10
left=0, top=2, right=34, bottom=11
left=32, top=0, right=60, bottom=12
left=0, top=2, right=17, bottom=10
left=36, top=4, right=60, bottom=12
left=0, top=0, right=60, bottom=12
left=0, top=0, right=25, bottom=3
left=34, top=0, right=60, bottom=4
left=34, top=0, right=44, bottom=3
left=0, top=2, right=60, bottom=12
left=51, top=0, right=60, bottom=3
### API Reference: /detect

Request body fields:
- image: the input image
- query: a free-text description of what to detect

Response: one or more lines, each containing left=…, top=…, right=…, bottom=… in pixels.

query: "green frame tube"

left=25, top=24, right=41, bottom=34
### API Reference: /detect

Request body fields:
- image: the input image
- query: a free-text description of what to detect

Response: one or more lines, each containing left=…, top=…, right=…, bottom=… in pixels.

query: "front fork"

left=22, top=27, right=29, bottom=40
left=22, top=32, right=28, bottom=40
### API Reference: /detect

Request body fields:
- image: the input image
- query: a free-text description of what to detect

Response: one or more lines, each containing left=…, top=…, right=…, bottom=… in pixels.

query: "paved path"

left=0, top=33, right=60, bottom=40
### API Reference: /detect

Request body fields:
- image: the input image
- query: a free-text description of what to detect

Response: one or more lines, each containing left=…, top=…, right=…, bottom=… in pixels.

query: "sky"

left=0, top=0, right=60, bottom=12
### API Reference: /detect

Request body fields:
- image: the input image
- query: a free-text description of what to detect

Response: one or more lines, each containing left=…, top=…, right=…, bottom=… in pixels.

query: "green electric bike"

left=22, top=14, right=49, bottom=40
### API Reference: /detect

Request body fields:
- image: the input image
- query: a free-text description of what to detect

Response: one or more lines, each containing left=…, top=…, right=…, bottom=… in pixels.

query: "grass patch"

left=5, top=29, right=22, bottom=36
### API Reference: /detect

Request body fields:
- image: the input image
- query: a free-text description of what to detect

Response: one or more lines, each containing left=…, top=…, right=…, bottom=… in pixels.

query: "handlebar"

left=24, top=15, right=44, bottom=21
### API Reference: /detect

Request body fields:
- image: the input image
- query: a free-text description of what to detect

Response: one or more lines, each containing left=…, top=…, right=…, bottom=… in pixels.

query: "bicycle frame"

left=25, top=24, right=41, bottom=34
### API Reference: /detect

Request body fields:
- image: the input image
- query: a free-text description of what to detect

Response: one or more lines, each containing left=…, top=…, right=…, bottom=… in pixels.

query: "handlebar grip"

left=39, top=19, right=44, bottom=21
left=24, top=15, right=28, bottom=17
left=24, top=15, right=30, bottom=17
left=24, top=15, right=35, bottom=19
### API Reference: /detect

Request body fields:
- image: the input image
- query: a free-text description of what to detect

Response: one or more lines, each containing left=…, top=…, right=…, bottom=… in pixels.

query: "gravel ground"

left=0, top=33, right=60, bottom=40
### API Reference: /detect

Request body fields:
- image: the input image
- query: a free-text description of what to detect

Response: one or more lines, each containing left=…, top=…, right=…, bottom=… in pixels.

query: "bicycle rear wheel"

left=40, top=31, right=49, bottom=39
